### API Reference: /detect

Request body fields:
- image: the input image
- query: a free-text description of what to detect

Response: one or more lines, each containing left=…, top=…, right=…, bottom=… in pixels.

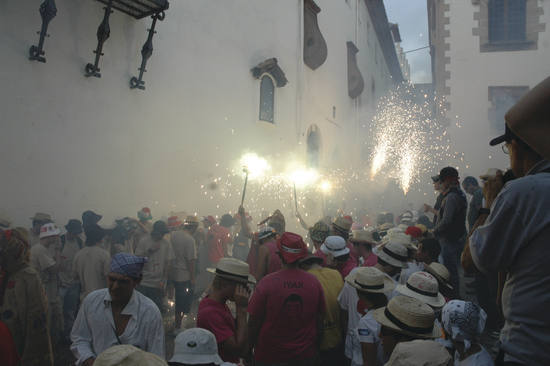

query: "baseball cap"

left=489, top=124, right=513, bottom=146
left=276, top=232, right=307, bottom=264
left=39, top=223, right=61, bottom=239
left=431, top=175, right=440, bottom=183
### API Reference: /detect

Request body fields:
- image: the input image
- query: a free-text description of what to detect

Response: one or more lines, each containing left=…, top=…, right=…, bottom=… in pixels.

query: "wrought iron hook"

left=85, top=0, right=114, bottom=78
left=130, top=11, right=165, bottom=90
left=29, top=0, right=57, bottom=63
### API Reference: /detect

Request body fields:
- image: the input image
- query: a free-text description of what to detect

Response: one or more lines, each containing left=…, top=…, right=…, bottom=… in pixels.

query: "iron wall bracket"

left=29, top=0, right=58, bottom=63
left=130, top=11, right=165, bottom=90
left=85, top=0, right=114, bottom=78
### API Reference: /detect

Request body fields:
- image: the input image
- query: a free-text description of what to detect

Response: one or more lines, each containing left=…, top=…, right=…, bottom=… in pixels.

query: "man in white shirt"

left=71, top=253, right=164, bottom=366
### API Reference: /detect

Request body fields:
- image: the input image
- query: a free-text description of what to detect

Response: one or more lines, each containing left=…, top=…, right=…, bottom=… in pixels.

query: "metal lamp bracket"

left=85, top=0, right=114, bottom=78
left=130, top=11, right=165, bottom=91
left=29, top=0, right=58, bottom=63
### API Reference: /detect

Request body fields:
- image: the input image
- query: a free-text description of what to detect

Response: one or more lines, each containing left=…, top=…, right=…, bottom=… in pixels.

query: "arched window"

left=259, top=75, right=275, bottom=123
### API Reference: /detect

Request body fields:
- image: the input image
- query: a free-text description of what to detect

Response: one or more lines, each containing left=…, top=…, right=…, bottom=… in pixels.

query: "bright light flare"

left=370, top=141, right=388, bottom=179
left=287, top=167, right=319, bottom=188
left=319, top=180, right=332, bottom=194
left=399, top=148, right=416, bottom=195
left=240, top=153, right=270, bottom=180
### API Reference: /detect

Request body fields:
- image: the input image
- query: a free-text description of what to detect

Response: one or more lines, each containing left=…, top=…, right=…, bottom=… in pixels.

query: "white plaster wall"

left=0, top=0, right=396, bottom=227
left=445, top=0, right=550, bottom=176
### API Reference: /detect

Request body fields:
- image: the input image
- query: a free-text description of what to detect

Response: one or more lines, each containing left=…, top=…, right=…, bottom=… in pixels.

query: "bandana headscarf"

left=110, top=253, right=148, bottom=279
left=442, top=300, right=486, bottom=351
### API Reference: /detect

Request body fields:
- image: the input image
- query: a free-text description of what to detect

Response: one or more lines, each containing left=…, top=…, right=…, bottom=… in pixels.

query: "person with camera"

left=468, top=77, right=550, bottom=366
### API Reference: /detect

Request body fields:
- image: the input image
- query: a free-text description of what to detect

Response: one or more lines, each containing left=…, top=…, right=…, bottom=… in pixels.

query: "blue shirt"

left=470, top=160, right=550, bottom=365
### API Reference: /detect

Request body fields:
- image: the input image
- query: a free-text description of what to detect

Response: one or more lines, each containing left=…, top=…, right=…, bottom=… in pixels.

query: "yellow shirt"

left=307, top=267, right=344, bottom=350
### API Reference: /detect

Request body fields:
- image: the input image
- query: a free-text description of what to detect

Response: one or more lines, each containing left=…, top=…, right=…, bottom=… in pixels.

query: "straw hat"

left=30, top=212, right=52, bottom=222
left=372, top=296, right=441, bottom=339
left=425, top=262, right=453, bottom=290
left=373, top=241, right=409, bottom=268
left=94, top=345, right=167, bottom=366
left=184, top=215, right=200, bottom=226
left=207, top=257, right=256, bottom=284
left=346, top=267, right=395, bottom=294
left=320, top=236, right=350, bottom=258
left=395, top=272, right=446, bottom=308
left=333, top=216, right=353, bottom=232
left=350, top=230, right=376, bottom=244
left=169, top=328, right=223, bottom=365
left=384, top=340, right=452, bottom=366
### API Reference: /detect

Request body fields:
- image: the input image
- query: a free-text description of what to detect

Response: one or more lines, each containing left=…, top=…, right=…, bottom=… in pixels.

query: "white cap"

left=169, top=328, right=223, bottom=365
left=320, top=235, right=350, bottom=258
left=39, top=223, right=61, bottom=239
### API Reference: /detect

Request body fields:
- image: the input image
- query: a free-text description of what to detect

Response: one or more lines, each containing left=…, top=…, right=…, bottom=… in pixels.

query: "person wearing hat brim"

left=248, top=232, right=325, bottom=365
left=71, top=253, right=164, bottom=365
left=395, top=271, right=446, bottom=309
left=169, top=328, right=225, bottom=366
left=298, top=255, right=345, bottom=365
left=464, top=77, right=550, bottom=366
left=372, top=295, right=441, bottom=360
left=135, top=221, right=175, bottom=314
left=432, top=166, right=467, bottom=295
left=346, top=267, right=395, bottom=366
left=350, top=230, right=379, bottom=267
left=198, top=258, right=253, bottom=364
left=30, top=223, right=64, bottom=343
left=169, top=217, right=199, bottom=331
left=29, top=212, right=53, bottom=247
left=399, top=238, right=441, bottom=286
left=319, top=236, right=357, bottom=279
left=384, top=340, right=452, bottom=366
left=424, top=262, right=454, bottom=296
left=255, top=226, right=281, bottom=281
left=59, top=219, right=84, bottom=341
left=73, top=224, right=111, bottom=301
left=423, top=176, right=443, bottom=228
left=94, top=344, right=168, bottom=366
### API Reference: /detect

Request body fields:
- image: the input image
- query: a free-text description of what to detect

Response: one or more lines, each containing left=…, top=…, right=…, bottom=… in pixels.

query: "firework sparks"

left=239, top=152, right=270, bottom=180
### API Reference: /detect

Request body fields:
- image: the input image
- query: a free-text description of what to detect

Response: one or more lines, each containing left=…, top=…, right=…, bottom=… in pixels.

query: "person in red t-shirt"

left=248, top=232, right=325, bottom=366
left=197, top=258, right=255, bottom=364
left=206, top=214, right=236, bottom=264
left=255, top=226, right=281, bottom=281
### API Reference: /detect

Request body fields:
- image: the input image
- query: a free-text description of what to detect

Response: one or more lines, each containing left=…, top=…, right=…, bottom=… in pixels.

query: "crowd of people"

left=0, top=79, right=548, bottom=366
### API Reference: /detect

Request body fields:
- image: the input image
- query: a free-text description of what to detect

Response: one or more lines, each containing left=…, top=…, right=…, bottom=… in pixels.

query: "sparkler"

left=241, top=167, right=249, bottom=206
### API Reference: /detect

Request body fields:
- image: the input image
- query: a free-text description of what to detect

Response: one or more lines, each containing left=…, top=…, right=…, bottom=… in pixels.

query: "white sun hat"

left=395, top=271, right=446, bottom=308
left=207, top=257, right=256, bottom=284
left=372, top=295, right=441, bottom=339
left=94, top=345, right=168, bottom=366
left=39, top=223, right=61, bottom=239
left=346, top=266, right=396, bottom=294
left=320, top=235, right=350, bottom=258
left=384, top=340, right=452, bottom=366
left=425, top=262, right=453, bottom=290
left=169, top=328, right=223, bottom=365
left=373, top=241, right=409, bottom=268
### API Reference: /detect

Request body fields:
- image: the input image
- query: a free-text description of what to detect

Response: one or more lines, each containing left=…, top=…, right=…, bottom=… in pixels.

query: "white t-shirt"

left=352, top=310, right=384, bottom=366
left=338, top=267, right=394, bottom=359
left=399, top=261, right=425, bottom=285
left=454, top=346, right=494, bottom=366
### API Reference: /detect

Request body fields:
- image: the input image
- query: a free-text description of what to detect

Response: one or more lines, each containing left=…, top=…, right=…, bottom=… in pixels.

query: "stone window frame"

left=472, top=0, right=545, bottom=52
left=488, top=85, right=529, bottom=133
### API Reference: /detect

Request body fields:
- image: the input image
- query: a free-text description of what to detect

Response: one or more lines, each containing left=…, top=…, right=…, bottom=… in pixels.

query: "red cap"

left=203, top=216, right=217, bottom=226
left=167, top=216, right=183, bottom=229
left=405, top=226, right=423, bottom=239
left=276, top=232, right=307, bottom=264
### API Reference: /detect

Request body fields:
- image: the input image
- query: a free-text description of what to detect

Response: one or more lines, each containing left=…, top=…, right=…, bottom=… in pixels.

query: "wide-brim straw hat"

left=395, top=272, right=446, bottom=308
left=207, top=257, right=256, bottom=284
left=346, top=267, right=395, bottom=294
left=373, top=242, right=409, bottom=268
left=372, top=296, right=441, bottom=339
left=384, top=340, right=452, bottom=366
left=425, top=262, right=454, bottom=291
left=95, top=345, right=167, bottom=366
left=350, top=229, right=376, bottom=244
